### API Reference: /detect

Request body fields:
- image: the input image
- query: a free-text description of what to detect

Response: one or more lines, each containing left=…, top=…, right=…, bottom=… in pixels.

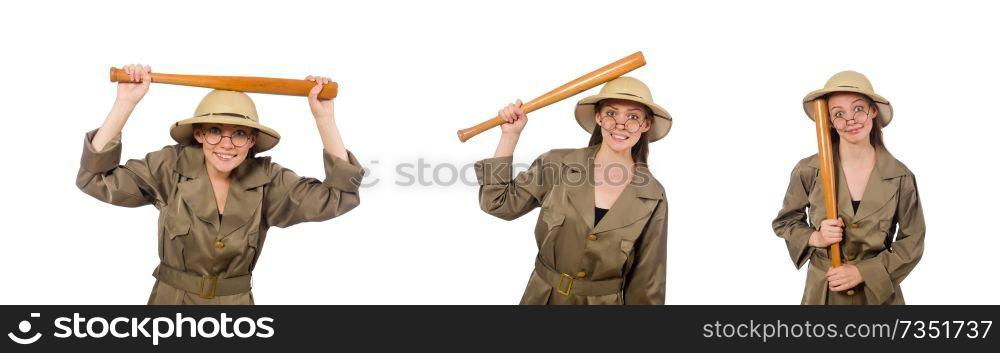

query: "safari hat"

left=170, top=90, right=281, bottom=152
left=803, top=70, right=892, bottom=127
left=575, top=77, right=672, bottom=142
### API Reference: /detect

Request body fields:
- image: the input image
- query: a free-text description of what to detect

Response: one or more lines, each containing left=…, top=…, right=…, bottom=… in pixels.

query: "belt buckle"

left=556, top=273, right=574, bottom=296
left=199, top=275, right=218, bottom=299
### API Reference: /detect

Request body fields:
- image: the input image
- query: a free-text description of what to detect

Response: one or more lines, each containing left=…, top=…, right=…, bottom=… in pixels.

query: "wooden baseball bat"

left=456, top=51, right=646, bottom=142
left=813, top=98, right=855, bottom=296
left=109, top=67, right=338, bottom=99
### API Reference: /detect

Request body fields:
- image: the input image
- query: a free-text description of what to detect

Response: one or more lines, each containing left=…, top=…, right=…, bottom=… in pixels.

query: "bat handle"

left=109, top=67, right=149, bottom=82
left=457, top=116, right=506, bottom=142
left=830, top=243, right=857, bottom=296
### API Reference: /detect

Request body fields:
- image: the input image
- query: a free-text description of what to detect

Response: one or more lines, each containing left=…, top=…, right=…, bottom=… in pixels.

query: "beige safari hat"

left=575, top=77, right=672, bottom=142
left=803, top=70, right=892, bottom=127
left=170, top=90, right=281, bottom=152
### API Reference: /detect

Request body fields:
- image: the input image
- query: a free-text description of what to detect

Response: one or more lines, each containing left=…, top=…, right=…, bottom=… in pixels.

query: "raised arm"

left=77, top=64, right=175, bottom=208
left=263, top=75, right=365, bottom=228
left=474, top=100, right=553, bottom=220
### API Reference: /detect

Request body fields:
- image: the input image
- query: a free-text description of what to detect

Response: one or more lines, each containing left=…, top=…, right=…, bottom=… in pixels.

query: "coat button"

left=587, top=234, right=598, bottom=241
left=850, top=223, right=860, bottom=229
left=215, top=240, right=225, bottom=249
left=846, top=254, right=856, bottom=261
left=576, top=271, right=586, bottom=278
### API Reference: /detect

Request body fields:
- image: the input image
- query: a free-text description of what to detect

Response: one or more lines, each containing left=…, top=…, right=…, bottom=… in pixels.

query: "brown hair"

left=587, top=100, right=652, bottom=163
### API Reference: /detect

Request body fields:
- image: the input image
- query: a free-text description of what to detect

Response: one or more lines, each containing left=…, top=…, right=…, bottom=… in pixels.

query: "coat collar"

left=808, top=146, right=905, bottom=222
left=176, top=146, right=271, bottom=189
left=175, top=145, right=269, bottom=236
left=561, top=145, right=663, bottom=234
left=806, top=146, right=907, bottom=180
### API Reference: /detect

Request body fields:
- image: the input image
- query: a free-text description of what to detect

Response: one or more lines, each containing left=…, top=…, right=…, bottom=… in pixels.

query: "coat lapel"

left=559, top=145, right=663, bottom=234
left=176, top=146, right=220, bottom=231
left=175, top=146, right=271, bottom=236
left=562, top=146, right=597, bottom=229
left=219, top=157, right=270, bottom=237
left=836, top=164, right=855, bottom=219
left=854, top=147, right=904, bottom=221
left=593, top=163, right=662, bottom=234
left=822, top=147, right=906, bottom=222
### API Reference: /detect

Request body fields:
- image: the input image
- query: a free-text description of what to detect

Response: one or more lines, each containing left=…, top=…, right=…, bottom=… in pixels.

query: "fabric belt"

left=809, top=251, right=875, bottom=268
left=534, top=258, right=623, bottom=297
left=153, top=264, right=252, bottom=299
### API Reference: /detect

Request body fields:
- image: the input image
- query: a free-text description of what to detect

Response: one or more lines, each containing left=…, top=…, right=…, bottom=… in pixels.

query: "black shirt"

left=595, top=207, right=609, bottom=226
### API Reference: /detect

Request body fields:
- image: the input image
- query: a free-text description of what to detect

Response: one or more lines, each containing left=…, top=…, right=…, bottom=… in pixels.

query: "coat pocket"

left=246, top=229, right=262, bottom=260
left=161, top=219, right=191, bottom=270
left=541, top=211, right=566, bottom=231
left=164, top=220, right=191, bottom=240
left=246, top=230, right=262, bottom=272
left=619, top=239, right=637, bottom=275
left=246, top=230, right=261, bottom=249
left=537, top=211, right=566, bottom=261
left=879, top=220, right=894, bottom=251
left=879, top=220, right=892, bottom=233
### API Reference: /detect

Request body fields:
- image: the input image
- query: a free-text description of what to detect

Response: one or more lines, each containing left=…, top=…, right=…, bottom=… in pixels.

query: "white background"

left=0, top=0, right=996, bottom=304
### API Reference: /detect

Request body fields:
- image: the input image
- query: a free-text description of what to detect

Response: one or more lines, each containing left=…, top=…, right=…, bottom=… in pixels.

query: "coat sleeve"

left=772, top=159, right=818, bottom=269
left=474, top=152, right=554, bottom=221
left=623, top=199, right=668, bottom=305
left=264, top=149, right=365, bottom=228
left=855, top=174, right=925, bottom=304
left=76, top=128, right=174, bottom=208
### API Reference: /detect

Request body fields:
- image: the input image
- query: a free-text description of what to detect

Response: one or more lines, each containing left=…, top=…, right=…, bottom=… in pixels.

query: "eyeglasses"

left=202, top=127, right=254, bottom=147
left=831, top=105, right=872, bottom=129
left=599, top=115, right=647, bottom=133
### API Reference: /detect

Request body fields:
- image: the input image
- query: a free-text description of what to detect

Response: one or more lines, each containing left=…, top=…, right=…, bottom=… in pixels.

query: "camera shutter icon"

left=7, top=313, right=42, bottom=345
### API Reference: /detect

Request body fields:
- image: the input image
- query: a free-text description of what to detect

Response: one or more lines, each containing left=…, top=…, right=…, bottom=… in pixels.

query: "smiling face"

left=192, top=123, right=257, bottom=176
left=827, top=92, right=877, bottom=145
left=595, top=99, right=652, bottom=155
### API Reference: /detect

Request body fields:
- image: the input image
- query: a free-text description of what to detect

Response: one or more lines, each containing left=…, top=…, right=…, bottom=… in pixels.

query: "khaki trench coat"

left=773, top=147, right=925, bottom=305
left=476, top=145, right=668, bottom=305
left=76, top=129, right=364, bottom=304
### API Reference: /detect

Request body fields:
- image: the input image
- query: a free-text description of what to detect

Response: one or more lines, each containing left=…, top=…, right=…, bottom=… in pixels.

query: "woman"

left=77, top=64, right=365, bottom=304
left=475, top=77, right=671, bottom=304
left=773, top=71, right=925, bottom=305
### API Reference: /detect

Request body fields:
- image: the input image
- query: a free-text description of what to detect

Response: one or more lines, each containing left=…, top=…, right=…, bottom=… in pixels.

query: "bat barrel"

left=456, top=51, right=646, bottom=142
left=109, top=67, right=338, bottom=99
